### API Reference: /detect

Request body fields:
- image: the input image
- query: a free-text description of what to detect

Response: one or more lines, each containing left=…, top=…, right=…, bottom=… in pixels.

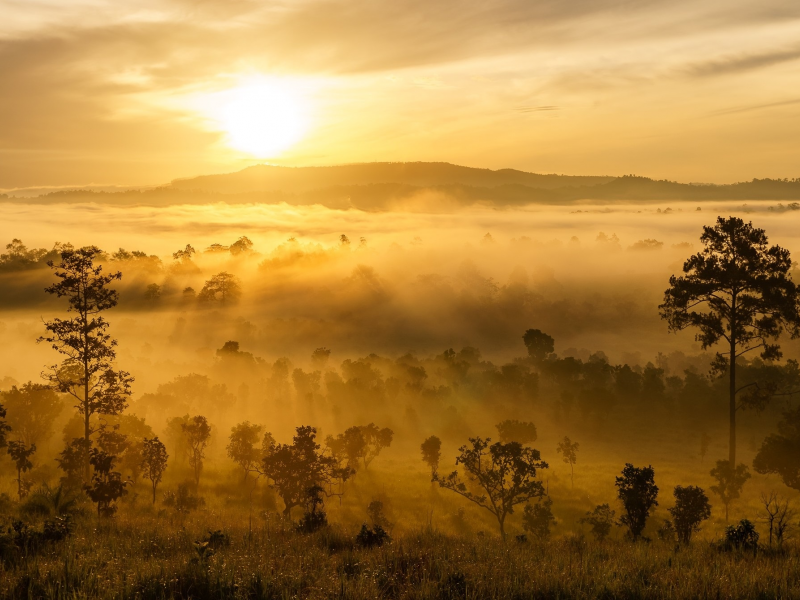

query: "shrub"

left=356, top=524, right=390, bottom=548
left=722, top=519, right=759, bottom=551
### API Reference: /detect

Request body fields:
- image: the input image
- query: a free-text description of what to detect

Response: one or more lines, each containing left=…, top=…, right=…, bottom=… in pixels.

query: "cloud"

left=685, top=46, right=800, bottom=78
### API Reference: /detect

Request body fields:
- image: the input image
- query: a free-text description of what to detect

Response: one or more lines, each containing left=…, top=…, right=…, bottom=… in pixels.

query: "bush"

left=722, top=519, right=759, bottom=551
left=356, top=524, right=390, bottom=548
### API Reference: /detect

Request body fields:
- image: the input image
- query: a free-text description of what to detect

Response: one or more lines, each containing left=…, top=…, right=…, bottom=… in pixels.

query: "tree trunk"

left=729, top=337, right=736, bottom=467
left=152, top=482, right=157, bottom=504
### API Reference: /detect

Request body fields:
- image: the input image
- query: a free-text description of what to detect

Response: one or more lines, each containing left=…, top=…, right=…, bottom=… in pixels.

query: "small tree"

left=227, top=421, right=263, bottom=481
left=57, top=438, right=92, bottom=491
left=580, top=504, right=616, bottom=542
left=260, top=426, right=353, bottom=516
left=556, top=436, right=579, bottom=487
left=360, top=423, right=393, bottom=469
left=753, top=406, right=800, bottom=491
left=7, top=440, right=36, bottom=500
left=326, top=423, right=393, bottom=472
left=522, top=496, right=556, bottom=540
left=700, top=432, right=711, bottom=463
left=437, top=437, right=548, bottom=539
left=615, top=463, right=659, bottom=541
left=660, top=217, right=800, bottom=466
left=522, top=329, right=554, bottom=362
left=710, top=459, right=751, bottom=521
left=85, top=448, right=128, bottom=517
left=198, top=272, right=241, bottom=305
left=420, top=435, right=442, bottom=478
left=39, top=247, right=133, bottom=482
left=181, top=415, right=211, bottom=487
left=668, top=485, right=711, bottom=543
left=496, top=420, right=537, bottom=444
left=141, top=437, right=169, bottom=504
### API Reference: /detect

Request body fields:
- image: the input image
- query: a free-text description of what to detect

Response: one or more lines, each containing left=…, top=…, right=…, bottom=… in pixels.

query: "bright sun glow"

left=216, top=78, right=310, bottom=157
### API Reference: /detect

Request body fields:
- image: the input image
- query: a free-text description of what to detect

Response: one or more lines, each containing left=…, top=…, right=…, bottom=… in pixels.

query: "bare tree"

left=437, top=437, right=548, bottom=539
left=760, top=492, right=795, bottom=548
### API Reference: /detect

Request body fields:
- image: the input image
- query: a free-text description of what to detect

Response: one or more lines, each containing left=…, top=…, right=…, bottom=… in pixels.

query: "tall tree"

left=660, top=217, right=800, bottom=466
left=437, top=437, right=548, bottom=539
left=0, top=402, right=9, bottom=449
left=39, top=247, right=133, bottom=481
left=141, top=437, right=169, bottom=504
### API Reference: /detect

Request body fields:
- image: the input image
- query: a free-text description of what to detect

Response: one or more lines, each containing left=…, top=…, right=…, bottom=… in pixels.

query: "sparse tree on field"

left=753, top=406, right=800, bottom=491
left=496, top=420, right=537, bottom=445
left=660, top=217, right=800, bottom=467
left=616, top=463, right=659, bottom=541
left=260, top=426, right=353, bottom=516
left=437, top=437, right=548, bottom=539
left=360, top=423, right=393, bottom=469
left=522, top=496, right=556, bottom=540
left=710, top=459, right=751, bottom=521
left=327, top=423, right=393, bottom=472
left=85, top=447, right=128, bottom=517
left=668, top=485, right=711, bottom=543
left=144, top=283, right=161, bottom=301
left=556, top=436, right=579, bottom=487
left=759, top=492, right=795, bottom=548
left=39, top=247, right=133, bottom=482
left=227, top=421, right=263, bottom=481
left=198, top=272, right=241, bottom=306
left=700, top=432, right=711, bottom=464
left=7, top=440, right=36, bottom=500
left=580, top=504, right=616, bottom=541
left=420, top=435, right=442, bottom=478
left=181, top=415, right=211, bottom=487
left=141, top=437, right=168, bottom=504
left=2, top=383, right=63, bottom=446
left=522, top=329, right=555, bottom=362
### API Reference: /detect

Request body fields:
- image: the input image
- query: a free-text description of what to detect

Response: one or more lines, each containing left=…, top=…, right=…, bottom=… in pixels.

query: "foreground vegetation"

left=3, top=504, right=800, bottom=600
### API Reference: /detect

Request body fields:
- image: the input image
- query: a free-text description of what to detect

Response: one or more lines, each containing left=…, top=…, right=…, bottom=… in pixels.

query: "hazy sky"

left=2, top=0, right=800, bottom=188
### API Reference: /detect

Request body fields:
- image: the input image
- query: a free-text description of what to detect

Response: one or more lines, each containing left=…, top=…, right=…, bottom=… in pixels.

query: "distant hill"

left=3, top=163, right=800, bottom=209
left=168, top=162, right=615, bottom=194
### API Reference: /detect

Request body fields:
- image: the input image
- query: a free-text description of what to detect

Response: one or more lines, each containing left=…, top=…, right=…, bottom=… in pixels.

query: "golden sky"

left=2, top=0, right=800, bottom=189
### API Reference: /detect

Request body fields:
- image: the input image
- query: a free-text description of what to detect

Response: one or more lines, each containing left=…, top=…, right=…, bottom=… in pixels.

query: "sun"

left=216, top=78, right=310, bottom=157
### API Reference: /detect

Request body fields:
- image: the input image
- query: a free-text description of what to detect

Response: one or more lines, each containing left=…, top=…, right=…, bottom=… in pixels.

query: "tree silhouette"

left=420, top=435, right=442, bottom=478
left=580, top=504, right=616, bottom=541
left=522, top=329, right=554, bottom=362
left=181, top=415, right=211, bottom=487
left=141, top=437, right=168, bottom=504
left=198, top=272, right=241, bottom=306
left=710, top=459, right=751, bottom=521
left=0, top=402, right=9, bottom=449
left=615, top=463, right=659, bottom=541
left=753, top=406, right=800, bottom=491
left=229, top=236, right=254, bottom=255
left=39, top=247, right=133, bottom=482
left=57, top=438, right=92, bottom=490
left=700, top=432, right=711, bottom=464
left=437, top=437, right=548, bottom=539
left=7, top=440, right=36, bottom=500
left=85, top=447, right=128, bottom=517
left=668, top=485, right=711, bottom=543
left=326, top=423, right=393, bottom=471
left=660, top=217, right=800, bottom=466
left=556, top=436, right=579, bottom=487
left=522, top=496, right=556, bottom=540
left=260, top=426, right=352, bottom=516
left=227, top=421, right=263, bottom=481
left=2, top=382, right=63, bottom=446
left=495, top=420, right=537, bottom=445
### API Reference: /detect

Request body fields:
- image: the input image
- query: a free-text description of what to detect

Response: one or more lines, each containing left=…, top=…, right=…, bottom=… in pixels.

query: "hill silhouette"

left=3, top=163, right=800, bottom=209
